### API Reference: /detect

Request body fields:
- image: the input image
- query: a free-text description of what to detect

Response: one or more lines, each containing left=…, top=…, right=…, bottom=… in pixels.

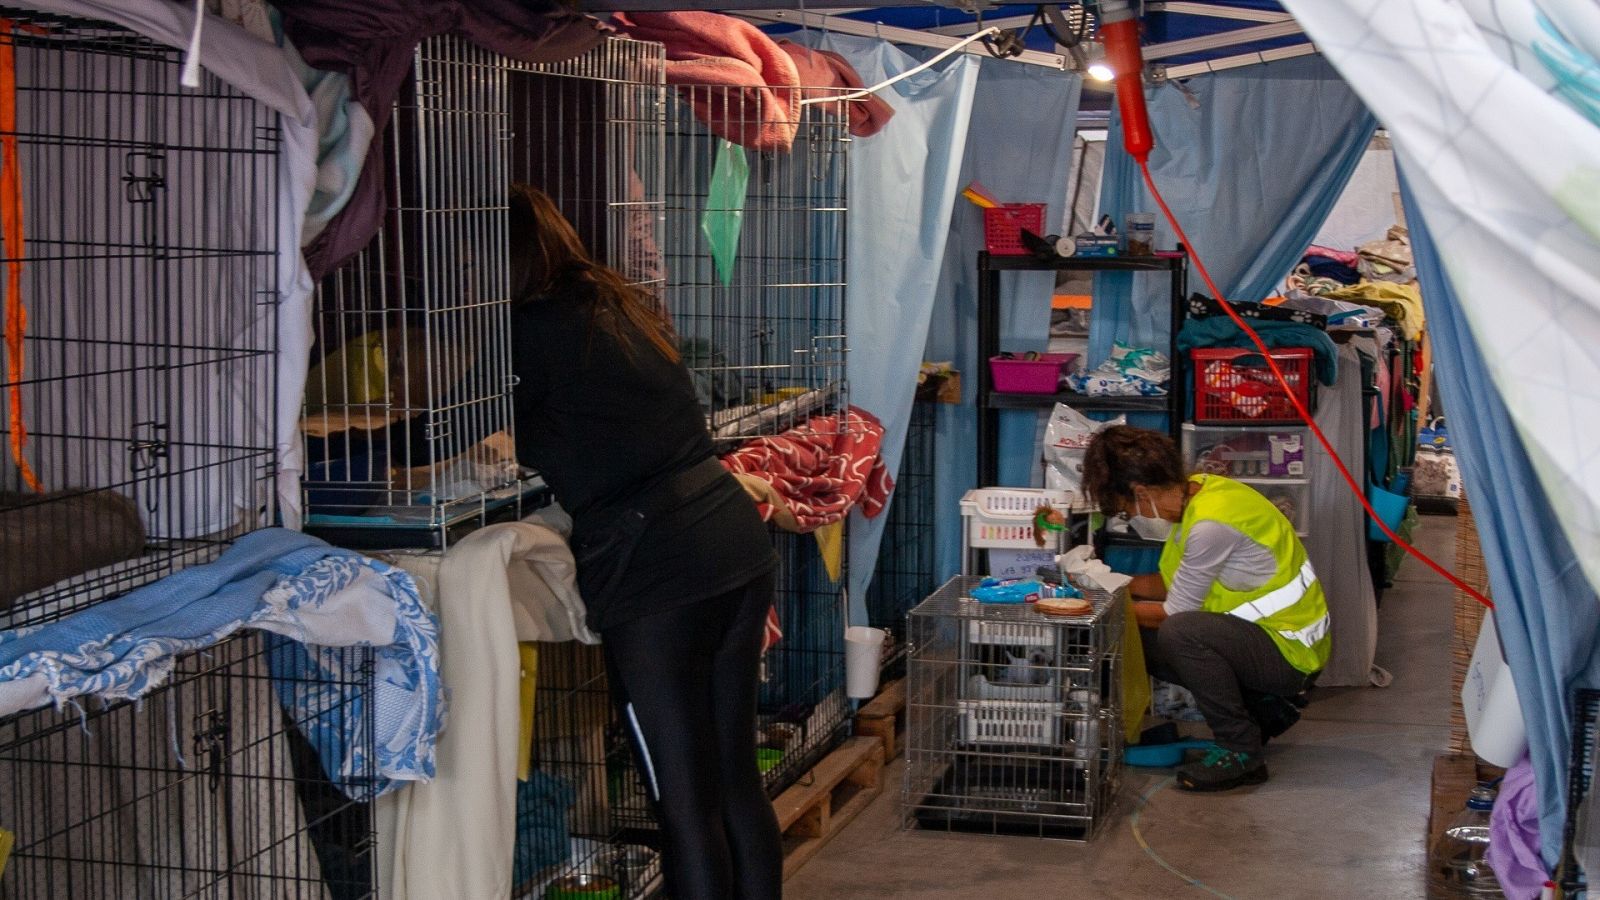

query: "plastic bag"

left=701, top=140, right=749, bottom=286
left=1042, top=403, right=1123, bottom=497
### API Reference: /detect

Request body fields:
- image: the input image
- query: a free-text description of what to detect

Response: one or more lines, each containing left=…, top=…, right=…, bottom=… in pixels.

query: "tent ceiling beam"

left=929, top=15, right=1036, bottom=36
left=1155, top=40, right=1317, bottom=78
left=738, top=9, right=1071, bottom=69
left=1142, top=19, right=1304, bottom=60
left=1146, top=2, right=1295, bottom=23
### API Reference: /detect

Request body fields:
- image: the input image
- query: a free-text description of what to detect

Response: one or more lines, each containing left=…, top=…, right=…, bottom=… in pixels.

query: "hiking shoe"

left=1245, top=692, right=1303, bottom=744
left=1176, top=747, right=1267, bottom=792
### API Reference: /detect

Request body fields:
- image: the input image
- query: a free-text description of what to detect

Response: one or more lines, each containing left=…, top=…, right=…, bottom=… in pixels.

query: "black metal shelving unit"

left=976, top=251, right=1188, bottom=486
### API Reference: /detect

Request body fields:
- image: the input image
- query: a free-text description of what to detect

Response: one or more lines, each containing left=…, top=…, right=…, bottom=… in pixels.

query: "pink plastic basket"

left=989, top=353, right=1078, bottom=394
left=983, top=204, right=1046, bottom=255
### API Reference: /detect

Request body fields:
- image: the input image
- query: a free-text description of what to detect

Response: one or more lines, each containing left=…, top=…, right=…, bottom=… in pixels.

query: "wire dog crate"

left=904, top=576, right=1125, bottom=840
left=0, top=7, right=279, bottom=626
left=303, top=38, right=514, bottom=547
left=507, top=38, right=666, bottom=295
left=0, top=632, right=379, bottom=898
left=759, top=530, right=850, bottom=796
left=866, top=401, right=939, bottom=677
left=516, top=641, right=663, bottom=900
left=660, top=88, right=849, bottom=445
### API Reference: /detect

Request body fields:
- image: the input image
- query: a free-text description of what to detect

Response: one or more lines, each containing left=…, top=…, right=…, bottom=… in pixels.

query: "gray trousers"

left=1141, top=610, right=1315, bottom=754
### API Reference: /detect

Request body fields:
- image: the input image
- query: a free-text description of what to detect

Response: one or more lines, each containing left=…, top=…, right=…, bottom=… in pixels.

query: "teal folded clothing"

left=1177, top=316, right=1338, bottom=386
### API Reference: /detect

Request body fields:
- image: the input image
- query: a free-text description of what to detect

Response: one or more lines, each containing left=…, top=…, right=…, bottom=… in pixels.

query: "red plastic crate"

left=989, top=353, right=1079, bottom=394
left=1191, top=347, right=1314, bottom=423
left=983, top=204, right=1046, bottom=255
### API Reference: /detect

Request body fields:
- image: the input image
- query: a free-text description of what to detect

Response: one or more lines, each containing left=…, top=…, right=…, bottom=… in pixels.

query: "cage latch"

left=128, top=423, right=168, bottom=474
left=121, top=152, right=166, bottom=203
left=192, top=709, right=230, bottom=794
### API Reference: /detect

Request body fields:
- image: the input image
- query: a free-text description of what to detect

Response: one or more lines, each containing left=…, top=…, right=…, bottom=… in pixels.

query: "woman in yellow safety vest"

left=1083, top=425, right=1329, bottom=792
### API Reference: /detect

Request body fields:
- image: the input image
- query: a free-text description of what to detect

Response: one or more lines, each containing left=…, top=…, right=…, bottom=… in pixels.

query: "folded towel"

left=776, top=39, right=893, bottom=137
left=616, top=11, right=802, bottom=151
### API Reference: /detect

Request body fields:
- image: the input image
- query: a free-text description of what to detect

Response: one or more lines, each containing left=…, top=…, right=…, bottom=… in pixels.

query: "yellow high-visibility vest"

left=1158, top=475, right=1330, bottom=674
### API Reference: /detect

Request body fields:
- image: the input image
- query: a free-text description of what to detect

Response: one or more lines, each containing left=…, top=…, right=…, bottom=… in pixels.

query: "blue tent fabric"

left=919, top=59, right=1083, bottom=587
left=796, top=32, right=982, bottom=624
left=1405, top=173, right=1600, bottom=868
left=1090, top=54, right=1375, bottom=368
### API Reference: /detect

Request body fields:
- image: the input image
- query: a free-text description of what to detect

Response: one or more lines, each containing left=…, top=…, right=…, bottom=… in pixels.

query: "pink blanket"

left=720, top=406, right=894, bottom=531
left=777, top=40, right=894, bottom=138
left=616, top=12, right=801, bottom=151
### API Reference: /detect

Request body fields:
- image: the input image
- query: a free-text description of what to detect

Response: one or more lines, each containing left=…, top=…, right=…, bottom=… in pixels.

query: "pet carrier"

left=904, top=576, right=1125, bottom=840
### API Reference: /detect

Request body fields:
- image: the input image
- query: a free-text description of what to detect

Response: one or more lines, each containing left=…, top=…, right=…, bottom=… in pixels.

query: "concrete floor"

left=788, top=516, right=1457, bottom=900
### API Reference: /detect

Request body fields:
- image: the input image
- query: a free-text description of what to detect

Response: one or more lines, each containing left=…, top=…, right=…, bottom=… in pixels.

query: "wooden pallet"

left=853, top=678, right=906, bottom=760
left=773, top=736, right=885, bottom=880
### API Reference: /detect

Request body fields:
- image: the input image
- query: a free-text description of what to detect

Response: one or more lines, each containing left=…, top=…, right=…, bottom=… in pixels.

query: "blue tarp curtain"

left=816, top=31, right=1084, bottom=617
left=1405, top=173, right=1600, bottom=867
left=1090, top=54, right=1375, bottom=367
left=921, top=60, right=1084, bottom=584
left=797, top=32, right=982, bottom=623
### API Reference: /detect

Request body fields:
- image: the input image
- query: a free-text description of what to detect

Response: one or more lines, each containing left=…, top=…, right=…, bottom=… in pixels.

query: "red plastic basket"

left=989, top=353, right=1078, bottom=394
left=1191, top=347, right=1314, bottom=423
left=983, top=204, right=1046, bottom=255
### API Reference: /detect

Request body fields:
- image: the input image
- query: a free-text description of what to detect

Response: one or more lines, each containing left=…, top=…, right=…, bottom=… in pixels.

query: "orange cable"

left=1138, top=159, right=1492, bottom=609
left=0, top=19, right=38, bottom=492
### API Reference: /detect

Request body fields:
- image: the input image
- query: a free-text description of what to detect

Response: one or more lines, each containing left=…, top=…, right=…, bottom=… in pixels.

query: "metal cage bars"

left=0, top=7, right=279, bottom=630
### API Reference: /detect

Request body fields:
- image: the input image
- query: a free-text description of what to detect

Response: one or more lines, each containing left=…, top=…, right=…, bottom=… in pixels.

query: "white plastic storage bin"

left=1182, top=423, right=1309, bottom=480
left=960, top=487, right=1079, bottom=574
left=958, top=698, right=1064, bottom=746
left=968, top=674, right=1065, bottom=702
left=962, top=614, right=1057, bottom=648
left=1253, top=479, right=1311, bottom=536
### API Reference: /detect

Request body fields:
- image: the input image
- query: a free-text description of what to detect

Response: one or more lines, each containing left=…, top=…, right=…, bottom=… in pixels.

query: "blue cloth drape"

left=920, top=60, right=1083, bottom=589
left=1405, top=174, right=1600, bottom=867
left=1090, top=55, right=1375, bottom=367
left=803, top=33, right=982, bottom=623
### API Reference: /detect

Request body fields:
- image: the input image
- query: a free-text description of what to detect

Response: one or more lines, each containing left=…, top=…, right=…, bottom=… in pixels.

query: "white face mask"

left=1129, top=494, right=1174, bottom=541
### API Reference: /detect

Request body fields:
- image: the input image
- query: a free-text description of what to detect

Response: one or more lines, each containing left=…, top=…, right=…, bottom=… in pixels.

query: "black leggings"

left=601, top=572, right=782, bottom=900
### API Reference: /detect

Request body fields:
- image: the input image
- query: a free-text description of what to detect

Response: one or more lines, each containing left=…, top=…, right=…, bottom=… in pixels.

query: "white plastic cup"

left=844, top=626, right=888, bottom=699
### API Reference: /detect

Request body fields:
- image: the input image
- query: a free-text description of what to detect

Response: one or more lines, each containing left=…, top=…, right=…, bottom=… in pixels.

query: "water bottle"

left=1427, top=784, right=1505, bottom=898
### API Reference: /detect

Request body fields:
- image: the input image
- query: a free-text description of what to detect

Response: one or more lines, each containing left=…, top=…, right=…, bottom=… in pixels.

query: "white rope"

left=798, top=26, right=1001, bottom=106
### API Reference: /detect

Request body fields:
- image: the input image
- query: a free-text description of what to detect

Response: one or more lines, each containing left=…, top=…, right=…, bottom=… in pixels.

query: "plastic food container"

left=1191, top=347, right=1314, bottom=423
left=989, top=353, right=1078, bottom=394
left=983, top=203, right=1046, bottom=255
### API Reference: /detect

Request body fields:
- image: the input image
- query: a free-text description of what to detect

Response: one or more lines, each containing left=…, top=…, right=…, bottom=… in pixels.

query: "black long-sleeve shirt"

left=508, top=278, right=776, bottom=630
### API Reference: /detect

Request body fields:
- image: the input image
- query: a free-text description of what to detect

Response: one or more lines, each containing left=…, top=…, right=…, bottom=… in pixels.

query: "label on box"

left=988, top=549, right=1057, bottom=580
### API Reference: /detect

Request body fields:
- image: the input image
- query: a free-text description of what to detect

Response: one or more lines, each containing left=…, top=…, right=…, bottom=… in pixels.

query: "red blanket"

left=720, top=406, right=894, bottom=531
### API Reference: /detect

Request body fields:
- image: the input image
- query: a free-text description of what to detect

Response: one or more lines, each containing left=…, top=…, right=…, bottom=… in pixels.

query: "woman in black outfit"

left=507, top=184, right=783, bottom=899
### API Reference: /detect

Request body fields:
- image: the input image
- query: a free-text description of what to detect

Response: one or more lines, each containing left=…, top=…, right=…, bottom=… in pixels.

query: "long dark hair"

left=508, top=183, right=678, bottom=362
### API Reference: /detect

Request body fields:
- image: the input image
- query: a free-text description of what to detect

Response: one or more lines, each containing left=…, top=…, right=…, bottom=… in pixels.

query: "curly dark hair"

left=1081, top=425, right=1187, bottom=516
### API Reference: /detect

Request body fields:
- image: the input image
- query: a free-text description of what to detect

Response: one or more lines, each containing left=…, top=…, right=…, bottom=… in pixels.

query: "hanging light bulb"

left=1084, top=40, right=1114, bottom=82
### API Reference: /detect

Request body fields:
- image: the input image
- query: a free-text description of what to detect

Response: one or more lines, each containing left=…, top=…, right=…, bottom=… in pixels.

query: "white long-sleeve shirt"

left=1163, top=521, right=1279, bottom=616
